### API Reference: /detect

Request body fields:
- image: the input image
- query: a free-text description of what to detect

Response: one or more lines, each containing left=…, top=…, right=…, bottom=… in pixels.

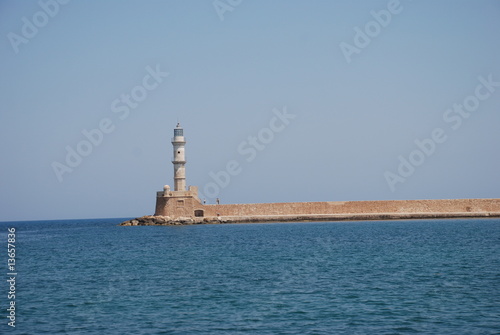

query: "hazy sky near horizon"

left=1, top=0, right=499, bottom=221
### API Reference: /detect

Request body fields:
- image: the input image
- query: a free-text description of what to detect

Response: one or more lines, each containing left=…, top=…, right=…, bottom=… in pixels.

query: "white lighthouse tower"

left=172, top=122, right=186, bottom=191
left=155, top=123, right=201, bottom=217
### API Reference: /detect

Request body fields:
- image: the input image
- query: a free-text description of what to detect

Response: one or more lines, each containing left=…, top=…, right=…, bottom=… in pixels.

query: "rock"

left=156, top=216, right=171, bottom=224
left=121, top=215, right=218, bottom=226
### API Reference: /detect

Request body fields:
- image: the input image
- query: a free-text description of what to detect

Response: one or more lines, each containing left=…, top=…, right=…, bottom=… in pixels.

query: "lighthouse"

left=155, top=123, right=202, bottom=217
left=172, top=123, right=186, bottom=191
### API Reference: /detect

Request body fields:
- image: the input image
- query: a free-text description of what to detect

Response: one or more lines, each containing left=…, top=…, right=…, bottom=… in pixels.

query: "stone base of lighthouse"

left=154, top=185, right=205, bottom=218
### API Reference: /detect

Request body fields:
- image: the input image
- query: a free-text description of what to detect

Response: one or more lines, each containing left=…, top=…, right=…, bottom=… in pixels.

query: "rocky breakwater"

left=120, top=215, right=227, bottom=226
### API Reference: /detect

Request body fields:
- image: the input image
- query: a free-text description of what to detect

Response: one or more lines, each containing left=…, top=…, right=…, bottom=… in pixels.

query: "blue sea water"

left=0, top=218, right=499, bottom=334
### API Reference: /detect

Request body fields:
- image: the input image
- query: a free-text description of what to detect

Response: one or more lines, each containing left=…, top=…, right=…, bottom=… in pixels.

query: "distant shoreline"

left=120, top=211, right=500, bottom=226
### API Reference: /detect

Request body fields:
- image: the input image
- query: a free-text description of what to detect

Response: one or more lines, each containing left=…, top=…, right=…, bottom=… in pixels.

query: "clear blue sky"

left=1, top=0, right=499, bottom=221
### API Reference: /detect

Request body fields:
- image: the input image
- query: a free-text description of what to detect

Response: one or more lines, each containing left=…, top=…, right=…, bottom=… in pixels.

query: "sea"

left=0, top=218, right=498, bottom=334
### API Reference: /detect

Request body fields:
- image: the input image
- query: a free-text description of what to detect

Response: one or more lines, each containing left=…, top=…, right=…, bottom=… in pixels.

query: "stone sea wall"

left=200, top=199, right=500, bottom=217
